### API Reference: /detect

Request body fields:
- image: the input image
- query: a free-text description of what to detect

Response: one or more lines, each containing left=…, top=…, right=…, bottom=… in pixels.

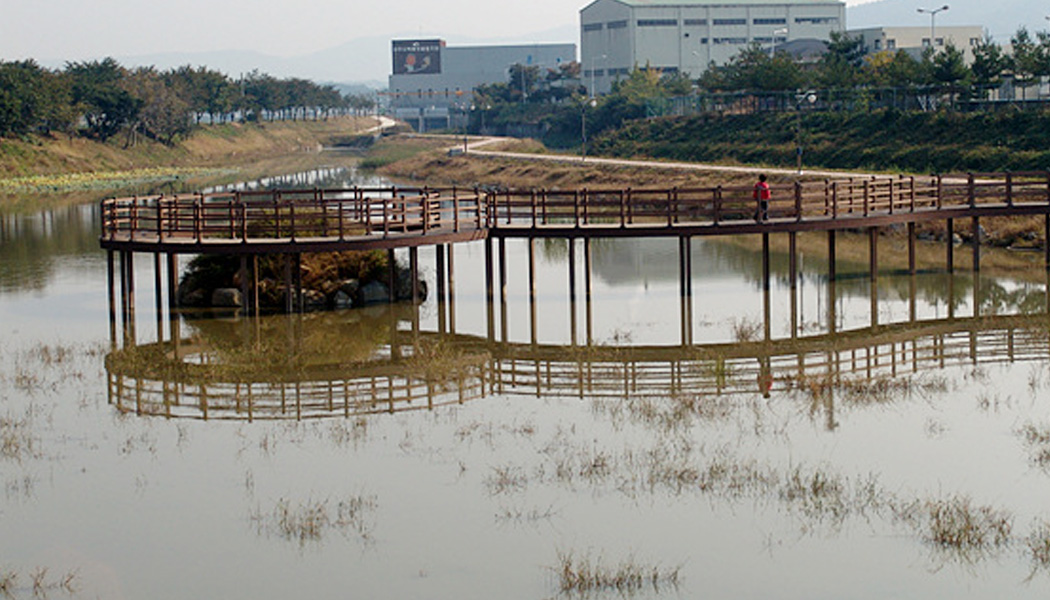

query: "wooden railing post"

left=130, top=196, right=139, bottom=241
left=909, top=176, right=916, bottom=212
left=194, top=198, right=202, bottom=243
left=713, top=186, right=722, bottom=225
left=794, top=181, right=802, bottom=222
left=241, top=203, right=248, bottom=242
left=862, top=179, right=870, bottom=216
left=531, top=189, right=538, bottom=228
left=936, top=175, right=943, bottom=210
left=619, top=189, right=626, bottom=228
left=1005, top=171, right=1013, bottom=207
left=968, top=173, right=976, bottom=208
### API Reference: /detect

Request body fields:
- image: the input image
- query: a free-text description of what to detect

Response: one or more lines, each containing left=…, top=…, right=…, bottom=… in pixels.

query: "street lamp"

left=795, top=90, right=816, bottom=175
left=581, top=97, right=598, bottom=161
left=771, top=28, right=788, bottom=58
left=917, top=5, right=949, bottom=49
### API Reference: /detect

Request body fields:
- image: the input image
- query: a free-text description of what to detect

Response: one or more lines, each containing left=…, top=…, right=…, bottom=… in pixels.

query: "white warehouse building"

left=580, top=0, right=846, bottom=95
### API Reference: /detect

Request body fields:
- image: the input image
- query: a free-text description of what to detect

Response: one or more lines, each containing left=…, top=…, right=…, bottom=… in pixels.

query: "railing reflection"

left=105, top=309, right=1050, bottom=422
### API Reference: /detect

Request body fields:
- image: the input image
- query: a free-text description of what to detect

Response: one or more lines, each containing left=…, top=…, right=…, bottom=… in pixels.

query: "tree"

left=121, top=67, right=191, bottom=145
left=817, top=31, right=866, bottom=88
left=970, top=36, right=1009, bottom=88
left=932, top=43, right=970, bottom=88
left=66, top=58, right=141, bottom=141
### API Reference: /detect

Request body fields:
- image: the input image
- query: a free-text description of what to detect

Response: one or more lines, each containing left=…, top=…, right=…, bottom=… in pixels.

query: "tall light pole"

left=771, top=28, right=788, bottom=58
left=917, top=5, right=949, bottom=49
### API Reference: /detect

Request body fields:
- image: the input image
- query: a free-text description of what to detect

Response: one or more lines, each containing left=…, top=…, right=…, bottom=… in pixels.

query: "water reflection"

left=106, top=297, right=1050, bottom=423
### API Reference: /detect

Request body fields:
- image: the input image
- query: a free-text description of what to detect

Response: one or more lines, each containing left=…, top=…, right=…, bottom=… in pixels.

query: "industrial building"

left=387, top=39, right=576, bottom=131
left=580, top=0, right=846, bottom=94
left=848, top=26, right=986, bottom=63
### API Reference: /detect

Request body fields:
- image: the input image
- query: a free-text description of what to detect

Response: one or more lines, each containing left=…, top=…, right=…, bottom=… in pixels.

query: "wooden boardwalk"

left=99, top=172, right=1050, bottom=252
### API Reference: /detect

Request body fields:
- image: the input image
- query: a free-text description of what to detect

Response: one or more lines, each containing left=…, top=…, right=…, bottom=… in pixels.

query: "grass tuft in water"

left=553, top=550, right=681, bottom=596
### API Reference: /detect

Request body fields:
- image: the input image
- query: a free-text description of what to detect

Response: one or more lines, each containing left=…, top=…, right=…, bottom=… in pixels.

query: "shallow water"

left=3, top=164, right=1050, bottom=599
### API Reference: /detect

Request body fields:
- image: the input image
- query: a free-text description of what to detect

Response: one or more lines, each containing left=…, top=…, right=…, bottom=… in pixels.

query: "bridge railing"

left=485, top=172, right=1049, bottom=229
left=100, top=186, right=486, bottom=244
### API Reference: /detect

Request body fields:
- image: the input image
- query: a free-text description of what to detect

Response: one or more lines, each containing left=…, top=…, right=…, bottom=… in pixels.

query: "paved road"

left=456, top=135, right=883, bottom=180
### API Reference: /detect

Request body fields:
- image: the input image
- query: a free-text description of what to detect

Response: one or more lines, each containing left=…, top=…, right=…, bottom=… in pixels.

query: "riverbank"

left=0, top=116, right=379, bottom=186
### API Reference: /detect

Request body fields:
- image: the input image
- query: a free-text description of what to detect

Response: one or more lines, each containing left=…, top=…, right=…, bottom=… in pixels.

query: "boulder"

left=332, top=290, right=353, bottom=309
left=359, top=281, right=390, bottom=305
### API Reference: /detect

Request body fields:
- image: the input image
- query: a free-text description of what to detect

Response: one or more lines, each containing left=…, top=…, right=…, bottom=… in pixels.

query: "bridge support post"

left=284, top=254, right=294, bottom=314
left=907, top=222, right=916, bottom=275
left=762, top=233, right=770, bottom=342
left=107, top=250, right=117, bottom=349
left=569, top=238, right=578, bottom=347
left=410, top=246, right=419, bottom=335
left=946, top=218, right=954, bottom=274
left=155, top=253, right=164, bottom=342
left=294, top=253, right=304, bottom=313
left=585, top=238, right=594, bottom=346
left=447, top=244, right=457, bottom=334
left=121, top=251, right=135, bottom=346
left=238, top=255, right=249, bottom=319
left=387, top=248, right=397, bottom=306
left=528, top=237, right=537, bottom=347
left=870, top=228, right=878, bottom=327
left=971, top=217, right=981, bottom=273
left=827, top=231, right=837, bottom=335
left=167, top=253, right=179, bottom=358
left=436, top=244, right=447, bottom=334
left=789, top=232, right=798, bottom=339
left=498, top=238, right=507, bottom=342
left=485, top=237, right=494, bottom=342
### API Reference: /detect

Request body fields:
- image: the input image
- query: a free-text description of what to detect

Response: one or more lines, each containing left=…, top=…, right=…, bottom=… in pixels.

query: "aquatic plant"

left=552, top=550, right=681, bottom=596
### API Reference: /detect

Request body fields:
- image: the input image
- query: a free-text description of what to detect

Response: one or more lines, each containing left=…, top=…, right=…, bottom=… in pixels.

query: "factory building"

left=387, top=39, right=577, bottom=131
left=580, top=0, right=845, bottom=94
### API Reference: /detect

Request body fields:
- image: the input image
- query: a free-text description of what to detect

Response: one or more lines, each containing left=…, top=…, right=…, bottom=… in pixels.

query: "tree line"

left=469, top=26, right=1050, bottom=148
left=0, top=57, right=378, bottom=144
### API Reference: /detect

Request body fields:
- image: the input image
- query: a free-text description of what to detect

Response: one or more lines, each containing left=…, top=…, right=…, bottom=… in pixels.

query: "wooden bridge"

left=99, top=171, right=1050, bottom=347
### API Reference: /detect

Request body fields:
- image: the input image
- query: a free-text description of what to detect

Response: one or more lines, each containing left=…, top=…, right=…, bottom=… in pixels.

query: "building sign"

left=392, top=40, right=443, bottom=75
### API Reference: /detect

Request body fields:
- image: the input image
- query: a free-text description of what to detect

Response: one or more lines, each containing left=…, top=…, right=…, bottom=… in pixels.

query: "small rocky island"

left=177, top=250, right=427, bottom=312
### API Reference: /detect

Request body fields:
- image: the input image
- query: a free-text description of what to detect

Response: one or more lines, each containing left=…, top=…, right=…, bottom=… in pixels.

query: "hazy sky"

left=2, top=0, right=872, bottom=63
left=2, top=0, right=592, bottom=61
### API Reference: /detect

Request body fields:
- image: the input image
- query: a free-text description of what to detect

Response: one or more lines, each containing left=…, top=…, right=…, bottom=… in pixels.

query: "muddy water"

left=3, top=164, right=1050, bottom=599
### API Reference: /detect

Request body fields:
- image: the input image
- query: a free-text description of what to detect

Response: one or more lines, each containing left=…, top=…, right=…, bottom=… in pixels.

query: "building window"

left=887, top=39, right=896, bottom=49
left=713, top=37, right=747, bottom=44
left=935, top=37, right=944, bottom=47
left=969, top=37, right=980, bottom=46
left=582, top=23, right=603, bottom=32
left=794, top=17, right=838, bottom=24
left=713, top=18, right=746, bottom=26
left=921, top=38, right=931, bottom=47
left=608, top=20, right=628, bottom=29
left=753, top=18, right=786, bottom=25
left=638, top=19, right=677, bottom=27
left=684, top=18, right=707, bottom=26
left=874, top=39, right=882, bottom=50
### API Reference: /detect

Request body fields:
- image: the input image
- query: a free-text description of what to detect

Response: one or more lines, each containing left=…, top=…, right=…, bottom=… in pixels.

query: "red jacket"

left=753, top=181, right=771, bottom=200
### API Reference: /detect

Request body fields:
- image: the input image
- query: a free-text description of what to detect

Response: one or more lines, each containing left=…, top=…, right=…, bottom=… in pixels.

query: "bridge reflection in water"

left=106, top=293, right=1050, bottom=425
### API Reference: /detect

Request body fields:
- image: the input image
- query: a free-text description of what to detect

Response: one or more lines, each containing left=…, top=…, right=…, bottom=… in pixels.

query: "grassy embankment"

left=0, top=116, right=379, bottom=199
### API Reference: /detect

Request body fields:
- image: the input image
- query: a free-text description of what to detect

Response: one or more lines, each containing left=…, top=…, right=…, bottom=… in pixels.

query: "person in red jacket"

left=753, top=174, right=771, bottom=222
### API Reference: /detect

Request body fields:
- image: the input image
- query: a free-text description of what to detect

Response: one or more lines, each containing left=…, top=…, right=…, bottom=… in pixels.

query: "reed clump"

left=553, top=550, right=681, bottom=596
left=1018, top=422, right=1050, bottom=468
left=250, top=493, right=377, bottom=547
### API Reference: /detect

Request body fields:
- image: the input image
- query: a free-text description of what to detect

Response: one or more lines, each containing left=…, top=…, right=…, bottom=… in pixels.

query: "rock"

left=359, top=281, right=390, bottom=305
left=339, top=279, right=361, bottom=301
left=301, top=289, right=327, bottom=312
left=332, top=290, right=353, bottom=309
left=211, top=288, right=243, bottom=308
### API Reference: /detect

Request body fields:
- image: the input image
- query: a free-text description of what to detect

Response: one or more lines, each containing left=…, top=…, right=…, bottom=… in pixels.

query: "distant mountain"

left=106, top=24, right=577, bottom=89
left=847, top=0, right=1049, bottom=41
